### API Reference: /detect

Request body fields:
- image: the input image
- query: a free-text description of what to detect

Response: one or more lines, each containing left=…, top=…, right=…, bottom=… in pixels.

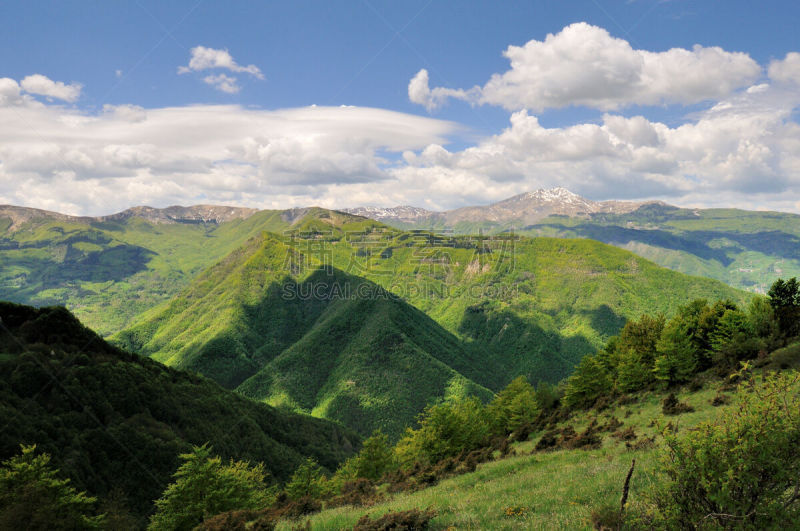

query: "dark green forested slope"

left=0, top=302, right=358, bottom=521
left=237, top=269, right=493, bottom=439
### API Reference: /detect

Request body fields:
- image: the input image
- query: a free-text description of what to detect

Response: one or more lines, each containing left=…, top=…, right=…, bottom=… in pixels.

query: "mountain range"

left=344, top=187, right=657, bottom=226
left=106, top=208, right=744, bottom=437
left=0, top=197, right=765, bottom=438
left=344, top=188, right=800, bottom=293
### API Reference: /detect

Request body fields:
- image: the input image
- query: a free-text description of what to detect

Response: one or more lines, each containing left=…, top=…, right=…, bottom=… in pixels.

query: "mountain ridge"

left=343, top=187, right=666, bottom=226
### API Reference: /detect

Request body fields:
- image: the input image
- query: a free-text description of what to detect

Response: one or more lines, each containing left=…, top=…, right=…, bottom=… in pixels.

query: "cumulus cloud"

left=769, top=52, right=800, bottom=85
left=410, top=22, right=761, bottom=112
left=178, top=46, right=264, bottom=78
left=408, top=69, right=476, bottom=111
left=0, top=78, right=23, bottom=106
left=203, top=74, right=240, bottom=94
left=393, top=81, right=800, bottom=209
left=20, top=74, right=82, bottom=103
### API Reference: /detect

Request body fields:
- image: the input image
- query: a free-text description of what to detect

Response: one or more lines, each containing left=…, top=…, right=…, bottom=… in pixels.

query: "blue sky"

left=1, top=1, right=800, bottom=215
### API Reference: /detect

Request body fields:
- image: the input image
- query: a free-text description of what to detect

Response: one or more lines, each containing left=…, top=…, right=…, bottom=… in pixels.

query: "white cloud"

left=0, top=93, right=457, bottom=215
left=0, top=78, right=23, bottom=106
left=410, top=22, right=761, bottom=112
left=203, top=74, right=240, bottom=94
left=178, top=46, right=264, bottom=79
left=769, top=52, right=800, bottom=85
left=20, top=74, right=82, bottom=103
left=392, top=81, right=800, bottom=209
left=408, top=69, right=476, bottom=112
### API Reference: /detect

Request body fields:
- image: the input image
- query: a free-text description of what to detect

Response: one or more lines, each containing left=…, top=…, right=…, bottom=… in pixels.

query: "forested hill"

left=0, top=302, right=359, bottom=522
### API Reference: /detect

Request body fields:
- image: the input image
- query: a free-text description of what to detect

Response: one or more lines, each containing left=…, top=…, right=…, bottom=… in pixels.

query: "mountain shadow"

left=531, top=223, right=734, bottom=265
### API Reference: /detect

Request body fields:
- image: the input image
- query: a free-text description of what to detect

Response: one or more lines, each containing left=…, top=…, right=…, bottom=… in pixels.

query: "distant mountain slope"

left=112, top=229, right=491, bottom=438
left=237, top=270, right=493, bottom=439
left=0, top=302, right=358, bottom=521
left=309, top=228, right=749, bottom=389
left=343, top=187, right=655, bottom=227
left=344, top=189, right=800, bottom=292
left=0, top=206, right=296, bottom=334
left=117, top=209, right=747, bottom=399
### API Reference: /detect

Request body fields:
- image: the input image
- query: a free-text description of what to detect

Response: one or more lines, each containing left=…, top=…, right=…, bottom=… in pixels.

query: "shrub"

left=660, top=393, right=694, bottom=416
left=653, top=371, right=800, bottom=528
left=353, top=508, right=437, bottom=530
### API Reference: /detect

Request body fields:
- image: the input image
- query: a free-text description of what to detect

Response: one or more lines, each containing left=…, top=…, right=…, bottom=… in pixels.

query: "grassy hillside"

left=382, top=203, right=800, bottom=294
left=276, top=352, right=800, bottom=530
left=0, top=209, right=294, bottom=335
left=0, top=302, right=358, bottom=522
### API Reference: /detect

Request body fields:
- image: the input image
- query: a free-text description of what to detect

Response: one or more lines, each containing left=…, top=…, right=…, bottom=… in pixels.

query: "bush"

left=660, top=393, right=694, bottom=415
left=353, top=508, right=437, bottom=530
left=653, top=371, right=800, bottom=528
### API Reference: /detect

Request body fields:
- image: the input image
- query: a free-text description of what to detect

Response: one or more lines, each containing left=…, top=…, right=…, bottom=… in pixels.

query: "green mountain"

left=298, top=221, right=749, bottom=389
left=520, top=203, right=800, bottom=293
left=115, top=211, right=747, bottom=437
left=0, top=205, right=295, bottom=335
left=236, top=270, right=493, bottom=439
left=0, top=301, right=358, bottom=521
left=346, top=191, right=800, bottom=294
left=113, top=231, right=492, bottom=438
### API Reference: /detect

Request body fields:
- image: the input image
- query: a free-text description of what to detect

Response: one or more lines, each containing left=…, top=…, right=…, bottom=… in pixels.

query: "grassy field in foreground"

left=277, top=383, right=726, bottom=530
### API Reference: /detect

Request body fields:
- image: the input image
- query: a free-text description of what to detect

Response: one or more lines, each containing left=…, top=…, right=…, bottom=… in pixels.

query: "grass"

left=278, top=379, right=735, bottom=530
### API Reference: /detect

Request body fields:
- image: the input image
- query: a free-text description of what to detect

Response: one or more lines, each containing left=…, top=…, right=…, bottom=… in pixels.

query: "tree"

left=284, top=457, right=327, bottom=500
left=563, top=354, right=613, bottom=408
left=352, top=430, right=395, bottom=482
left=615, top=314, right=666, bottom=391
left=654, top=371, right=800, bottom=528
left=653, top=318, right=697, bottom=386
left=710, top=308, right=761, bottom=369
left=768, top=277, right=800, bottom=339
left=149, top=445, right=275, bottom=531
left=748, top=295, right=779, bottom=343
left=487, top=376, right=540, bottom=435
left=394, top=396, right=491, bottom=468
left=0, top=445, right=104, bottom=530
